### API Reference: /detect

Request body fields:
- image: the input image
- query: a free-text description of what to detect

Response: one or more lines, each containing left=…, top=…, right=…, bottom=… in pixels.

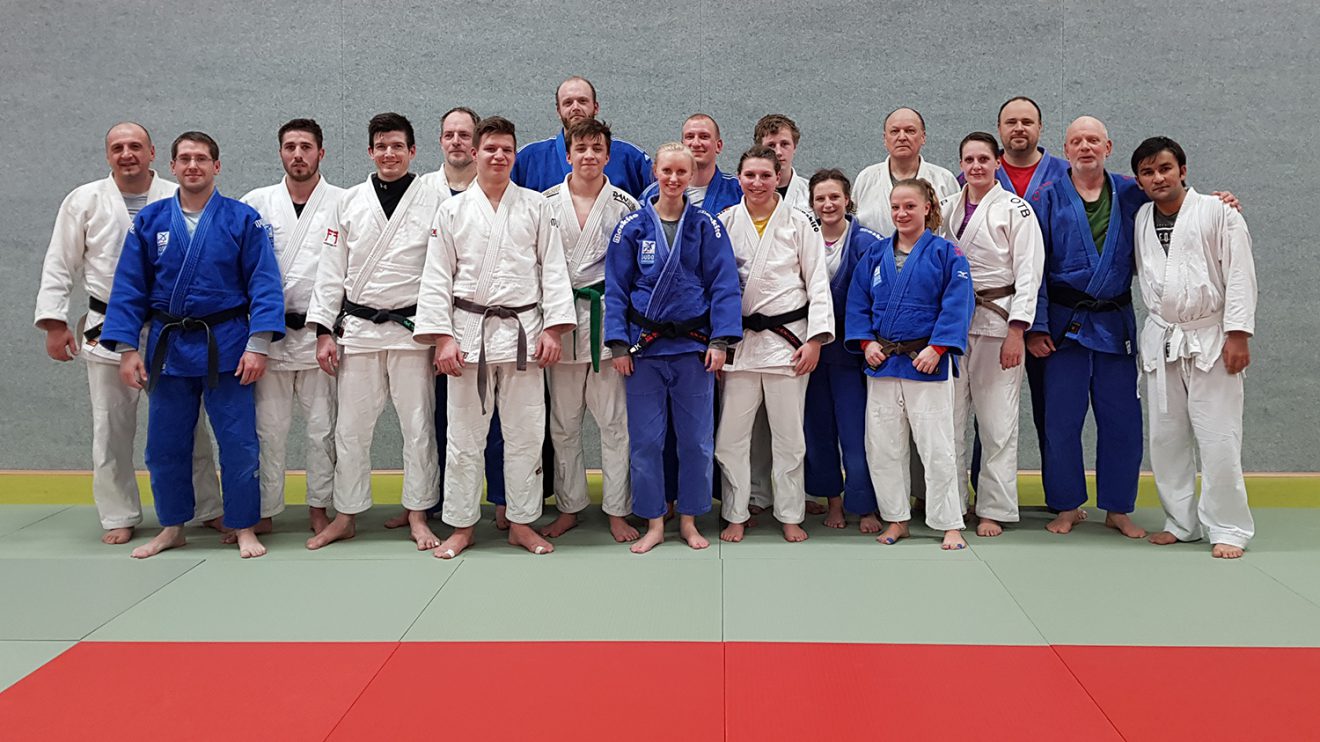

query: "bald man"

left=853, top=107, right=961, bottom=235
left=35, top=123, right=223, bottom=544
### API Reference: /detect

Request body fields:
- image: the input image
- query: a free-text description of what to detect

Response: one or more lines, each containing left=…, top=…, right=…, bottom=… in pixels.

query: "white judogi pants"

left=254, top=367, right=337, bottom=517
left=953, top=334, right=1023, bottom=522
left=716, top=371, right=808, bottom=526
left=87, top=355, right=221, bottom=529
left=865, top=376, right=964, bottom=532
left=748, top=405, right=775, bottom=509
left=1146, top=357, right=1254, bottom=548
left=333, top=349, right=438, bottom=515
left=547, top=362, right=630, bottom=517
left=443, top=361, right=546, bottom=529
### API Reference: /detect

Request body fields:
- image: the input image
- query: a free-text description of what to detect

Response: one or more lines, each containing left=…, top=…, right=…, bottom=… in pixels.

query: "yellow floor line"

left=0, top=471, right=1315, bottom=508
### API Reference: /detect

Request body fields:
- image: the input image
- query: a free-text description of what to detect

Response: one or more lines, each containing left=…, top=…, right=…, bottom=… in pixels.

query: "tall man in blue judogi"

left=101, top=131, right=285, bottom=559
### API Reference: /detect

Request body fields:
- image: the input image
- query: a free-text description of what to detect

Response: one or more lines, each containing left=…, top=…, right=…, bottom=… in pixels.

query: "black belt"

left=869, top=335, right=931, bottom=368
left=284, top=312, right=307, bottom=330
left=454, top=297, right=538, bottom=414
left=1049, top=286, right=1131, bottom=341
left=148, top=305, right=248, bottom=392
left=742, top=305, right=809, bottom=349
left=975, top=285, right=1015, bottom=322
left=84, top=296, right=109, bottom=343
left=625, top=306, right=710, bottom=356
left=334, top=299, right=417, bottom=337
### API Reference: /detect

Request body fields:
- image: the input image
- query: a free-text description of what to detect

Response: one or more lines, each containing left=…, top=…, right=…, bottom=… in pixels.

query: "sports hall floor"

left=1, top=472, right=1317, bottom=741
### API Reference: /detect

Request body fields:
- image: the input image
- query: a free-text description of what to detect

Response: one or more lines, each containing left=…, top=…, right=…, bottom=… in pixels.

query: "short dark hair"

left=279, top=118, right=323, bottom=148
left=172, top=131, right=219, bottom=160
left=884, top=107, right=926, bottom=132
left=474, top=116, right=517, bottom=149
left=738, top=144, right=781, bottom=175
left=808, top=168, right=855, bottom=214
left=959, top=131, right=1002, bottom=159
left=441, top=106, right=480, bottom=130
left=368, top=112, right=415, bottom=149
left=998, top=96, right=1043, bottom=123
left=1131, top=136, right=1187, bottom=175
left=556, top=76, right=598, bottom=104
left=684, top=113, right=721, bottom=140
left=565, top=118, right=612, bottom=155
left=754, top=114, right=800, bottom=145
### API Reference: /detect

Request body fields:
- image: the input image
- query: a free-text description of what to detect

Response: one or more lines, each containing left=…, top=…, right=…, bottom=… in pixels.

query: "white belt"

left=1148, top=312, right=1223, bottom=414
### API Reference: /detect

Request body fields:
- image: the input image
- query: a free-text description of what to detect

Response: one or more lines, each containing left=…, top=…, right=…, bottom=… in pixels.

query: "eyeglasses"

left=175, top=155, right=214, bottom=165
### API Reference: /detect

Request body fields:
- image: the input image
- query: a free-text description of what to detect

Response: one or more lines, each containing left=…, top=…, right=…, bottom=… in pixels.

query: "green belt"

left=572, top=281, right=606, bottom=372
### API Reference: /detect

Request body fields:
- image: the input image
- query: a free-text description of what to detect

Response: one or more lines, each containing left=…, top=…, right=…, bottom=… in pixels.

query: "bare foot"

left=383, top=509, right=410, bottom=529
left=859, top=514, right=882, bottom=534
left=1104, top=512, right=1147, bottom=539
left=202, top=517, right=230, bottom=535
left=131, top=526, right=186, bottom=559
left=1212, top=543, right=1245, bottom=559
left=1148, top=531, right=1180, bottom=545
left=306, top=513, right=356, bottom=550
left=805, top=499, right=827, bottom=516
left=679, top=515, right=709, bottom=549
left=823, top=498, right=845, bottom=529
left=102, top=527, right=134, bottom=545
left=539, top=512, right=579, bottom=538
left=782, top=523, right=809, bottom=542
left=434, top=527, right=475, bottom=559
left=221, top=516, right=274, bottom=545
left=508, top=523, right=554, bottom=555
left=720, top=521, right=746, bottom=543
left=1046, top=508, right=1087, bottom=534
left=749, top=504, right=765, bottom=515
left=942, top=530, right=968, bottom=550
left=235, top=527, right=267, bottom=558
left=609, top=515, right=640, bottom=543
left=309, top=507, right=331, bottom=534
left=976, top=517, right=1003, bottom=538
left=630, top=519, right=665, bottom=554
left=876, top=521, right=909, bottom=545
left=409, top=510, right=441, bottom=550
left=494, top=505, right=510, bottom=531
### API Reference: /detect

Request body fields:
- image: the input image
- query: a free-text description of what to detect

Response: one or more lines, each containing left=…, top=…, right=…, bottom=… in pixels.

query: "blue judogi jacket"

left=512, top=130, right=655, bottom=198
left=605, top=197, right=742, bottom=357
left=1029, top=170, right=1144, bottom=356
left=957, top=147, right=1071, bottom=203
left=639, top=166, right=743, bottom=218
left=821, top=218, right=883, bottom=367
left=844, top=229, right=973, bottom=380
left=101, top=190, right=285, bottom=377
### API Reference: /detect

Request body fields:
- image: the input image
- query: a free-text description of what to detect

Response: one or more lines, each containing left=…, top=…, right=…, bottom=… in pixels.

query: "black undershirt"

left=373, top=173, right=416, bottom=219
left=776, top=184, right=789, bottom=199
left=292, top=201, right=306, bottom=218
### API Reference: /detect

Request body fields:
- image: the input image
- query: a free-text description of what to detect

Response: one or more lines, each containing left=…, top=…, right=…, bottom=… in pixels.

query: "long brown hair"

left=891, top=177, right=942, bottom=232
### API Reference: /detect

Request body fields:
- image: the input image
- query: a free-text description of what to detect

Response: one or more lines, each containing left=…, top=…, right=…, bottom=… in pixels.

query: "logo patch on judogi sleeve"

left=872, top=264, right=884, bottom=286
left=639, top=240, right=656, bottom=266
left=156, top=231, right=170, bottom=256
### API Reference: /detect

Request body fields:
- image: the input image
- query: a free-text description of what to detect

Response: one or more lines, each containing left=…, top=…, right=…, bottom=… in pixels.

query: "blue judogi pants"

left=628, top=354, right=715, bottom=519
left=803, top=363, right=878, bottom=514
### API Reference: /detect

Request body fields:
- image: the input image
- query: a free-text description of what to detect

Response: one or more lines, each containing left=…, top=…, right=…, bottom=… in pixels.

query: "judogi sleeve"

left=844, top=249, right=876, bottom=354
left=1219, top=207, right=1257, bottom=335
left=1029, top=189, right=1054, bottom=335
left=242, top=212, right=287, bottom=341
left=1008, top=201, right=1046, bottom=326
left=99, top=218, right=154, bottom=352
left=932, top=243, right=974, bottom=354
left=701, top=216, right=743, bottom=342
left=33, top=192, right=86, bottom=328
left=306, top=198, right=348, bottom=333
left=413, top=210, right=457, bottom=344
left=537, top=199, right=577, bottom=332
left=604, top=217, right=637, bottom=347
left=796, top=217, right=835, bottom=345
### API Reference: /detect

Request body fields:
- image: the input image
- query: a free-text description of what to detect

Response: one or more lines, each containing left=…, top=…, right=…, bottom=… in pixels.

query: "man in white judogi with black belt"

left=241, top=118, right=343, bottom=536
left=416, top=116, right=576, bottom=559
left=538, top=118, right=638, bottom=543
left=1131, top=136, right=1257, bottom=558
left=305, top=112, right=443, bottom=551
left=34, top=122, right=222, bottom=544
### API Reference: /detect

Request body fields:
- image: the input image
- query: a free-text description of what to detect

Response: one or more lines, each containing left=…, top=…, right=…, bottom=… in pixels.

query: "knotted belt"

left=453, top=297, right=538, bottom=414
left=1049, top=285, right=1131, bottom=342
left=742, top=305, right=810, bottom=349
left=625, top=306, right=710, bottom=356
left=333, top=299, right=417, bottom=337
left=83, top=296, right=110, bottom=343
left=974, top=285, right=1016, bottom=322
left=1147, top=312, right=1224, bottom=415
left=572, top=280, right=606, bottom=372
left=867, top=335, right=931, bottom=369
left=147, top=305, right=248, bottom=392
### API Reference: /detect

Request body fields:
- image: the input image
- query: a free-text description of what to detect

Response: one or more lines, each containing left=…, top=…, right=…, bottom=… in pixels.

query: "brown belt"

left=974, top=285, right=1016, bottom=321
left=870, top=335, right=930, bottom=368
left=453, top=297, right=538, bottom=413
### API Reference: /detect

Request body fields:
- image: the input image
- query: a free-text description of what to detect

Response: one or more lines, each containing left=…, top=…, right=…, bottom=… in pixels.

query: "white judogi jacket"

left=544, top=175, right=638, bottom=364
left=414, top=181, right=576, bottom=364
left=34, top=172, right=177, bottom=362
left=939, top=183, right=1045, bottom=337
left=719, top=198, right=834, bottom=375
left=782, top=169, right=810, bottom=212
left=418, top=165, right=467, bottom=204
left=853, top=156, right=960, bottom=235
left=1135, top=189, right=1257, bottom=410
left=307, top=175, right=441, bottom=353
left=241, top=177, right=345, bottom=370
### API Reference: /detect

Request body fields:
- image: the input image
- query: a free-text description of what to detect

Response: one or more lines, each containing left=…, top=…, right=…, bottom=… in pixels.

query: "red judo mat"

left=1, top=641, right=1314, bottom=741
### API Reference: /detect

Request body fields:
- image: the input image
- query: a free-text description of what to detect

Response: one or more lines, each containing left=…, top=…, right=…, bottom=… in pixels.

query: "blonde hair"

left=653, top=141, right=696, bottom=168
left=892, top=177, right=942, bottom=232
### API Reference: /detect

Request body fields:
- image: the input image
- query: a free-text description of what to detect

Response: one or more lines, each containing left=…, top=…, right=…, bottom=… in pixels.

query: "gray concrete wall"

left=4, top=0, right=1315, bottom=470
